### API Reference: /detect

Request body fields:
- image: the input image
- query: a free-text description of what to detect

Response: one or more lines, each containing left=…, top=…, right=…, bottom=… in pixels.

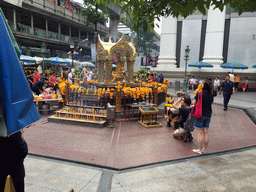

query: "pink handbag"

left=191, top=91, right=202, bottom=119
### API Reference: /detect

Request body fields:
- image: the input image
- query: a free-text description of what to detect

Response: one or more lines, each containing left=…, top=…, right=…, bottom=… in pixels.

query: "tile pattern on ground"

left=25, top=156, right=101, bottom=192
left=112, top=148, right=256, bottom=192
left=24, top=104, right=256, bottom=169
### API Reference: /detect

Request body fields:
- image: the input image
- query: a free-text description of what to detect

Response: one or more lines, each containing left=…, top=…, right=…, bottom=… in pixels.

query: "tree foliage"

left=82, top=0, right=109, bottom=30
left=134, top=27, right=155, bottom=56
left=96, top=0, right=256, bottom=31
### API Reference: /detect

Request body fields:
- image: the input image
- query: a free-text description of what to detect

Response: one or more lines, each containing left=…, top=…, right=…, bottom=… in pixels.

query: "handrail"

left=22, top=0, right=109, bottom=33
left=9, top=21, right=80, bottom=43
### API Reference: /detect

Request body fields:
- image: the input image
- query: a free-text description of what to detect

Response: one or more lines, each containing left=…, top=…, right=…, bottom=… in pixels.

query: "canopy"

left=45, top=57, right=70, bottom=65
left=252, top=65, right=256, bottom=68
left=64, top=58, right=80, bottom=66
left=188, top=61, right=213, bottom=68
left=20, top=54, right=36, bottom=63
left=33, top=56, right=44, bottom=64
left=220, top=62, right=248, bottom=69
left=0, top=13, right=40, bottom=136
left=80, top=61, right=95, bottom=67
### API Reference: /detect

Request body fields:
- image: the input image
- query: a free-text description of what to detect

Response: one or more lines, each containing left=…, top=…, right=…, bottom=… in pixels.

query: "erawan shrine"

left=47, top=35, right=169, bottom=128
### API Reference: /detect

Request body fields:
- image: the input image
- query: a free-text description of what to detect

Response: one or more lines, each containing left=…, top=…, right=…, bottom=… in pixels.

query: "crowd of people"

left=168, top=72, right=250, bottom=155
left=27, top=67, right=95, bottom=96
left=187, top=73, right=249, bottom=93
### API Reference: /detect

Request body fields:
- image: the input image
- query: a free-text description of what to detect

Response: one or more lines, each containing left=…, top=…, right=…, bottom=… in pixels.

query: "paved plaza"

left=23, top=90, right=256, bottom=191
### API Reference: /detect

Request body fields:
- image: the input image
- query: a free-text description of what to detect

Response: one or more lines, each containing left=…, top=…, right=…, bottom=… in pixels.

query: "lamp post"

left=183, top=46, right=190, bottom=93
left=41, top=42, right=46, bottom=77
left=94, top=31, right=98, bottom=68
left=70, top=44, right=74, bottom=68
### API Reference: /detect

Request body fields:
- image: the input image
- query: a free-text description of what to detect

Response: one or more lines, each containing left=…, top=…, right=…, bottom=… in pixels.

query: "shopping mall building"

left=156, top=5, right=256, bottom=80
left=0, top=0, right=127, bottom=61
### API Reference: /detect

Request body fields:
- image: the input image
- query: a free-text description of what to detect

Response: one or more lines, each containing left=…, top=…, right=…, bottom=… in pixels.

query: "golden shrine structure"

left=94, top=34, right=138, bottom=88
left=48, top=35, right=167, bottom=128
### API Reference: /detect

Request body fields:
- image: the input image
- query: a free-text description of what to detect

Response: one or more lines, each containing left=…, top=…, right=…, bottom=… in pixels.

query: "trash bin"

left=106, top=103, right=116, bottom=120
left=175, top=81, right=180, bottom=91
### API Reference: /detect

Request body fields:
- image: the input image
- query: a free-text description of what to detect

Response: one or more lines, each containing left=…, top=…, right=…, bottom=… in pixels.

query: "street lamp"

left=94, top=31, right=98, bottom=67
left=70, top=44, right=74, bottom=68
left=183, top=46, right=190, bottom=93
left=41, top=42, right=47, bottom=77
left=70, top=38, right=89, bottom=67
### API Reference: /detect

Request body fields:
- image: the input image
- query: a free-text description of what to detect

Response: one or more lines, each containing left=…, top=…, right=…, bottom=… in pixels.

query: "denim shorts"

left=194, top=116, right=211, bottom=129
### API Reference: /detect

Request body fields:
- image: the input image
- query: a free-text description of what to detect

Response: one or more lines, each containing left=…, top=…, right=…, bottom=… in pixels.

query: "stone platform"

left=48, top=115, right=107, bottom=128
left=25, top=104, right=256, bottom=170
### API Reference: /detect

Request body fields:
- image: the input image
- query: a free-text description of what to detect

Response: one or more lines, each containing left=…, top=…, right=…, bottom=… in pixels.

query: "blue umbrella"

left=188, top=61, right=213, bottom=77
left=220, top=62, right=248, bottom=69
left=20, top=54, right=36, bottom=63
left=0, top=13, right=40, bottom=136
left=188, top=61, right=213, bottom=68
left=45, top=57, right=70, bottom=65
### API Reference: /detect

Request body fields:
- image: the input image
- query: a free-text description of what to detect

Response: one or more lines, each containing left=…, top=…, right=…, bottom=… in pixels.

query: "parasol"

left=44, top=57, right=70, bottom=65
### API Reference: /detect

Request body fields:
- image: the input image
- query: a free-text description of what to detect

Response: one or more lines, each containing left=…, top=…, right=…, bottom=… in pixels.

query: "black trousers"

left=223, top=93, right=231, bottom=109
left=31, top=87, right=40, bottom=95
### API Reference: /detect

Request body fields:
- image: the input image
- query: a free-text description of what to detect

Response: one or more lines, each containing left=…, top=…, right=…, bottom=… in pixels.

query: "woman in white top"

left=213, top=77, right=220, bottom=91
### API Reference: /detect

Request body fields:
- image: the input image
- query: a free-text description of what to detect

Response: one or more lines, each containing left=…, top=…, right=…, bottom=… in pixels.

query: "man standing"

left=49, top=72, right=57, bottom=91
left=219, top=75, right=235, bottom=111
left=68, top=70, right=74, bottom=84
left=234, top=74, right=240, bottom=92
left=159, top=74, right=164, bottom=83
left=189, top=76, right=198, bottom=90
left=33, top=70, right=41, bottom=84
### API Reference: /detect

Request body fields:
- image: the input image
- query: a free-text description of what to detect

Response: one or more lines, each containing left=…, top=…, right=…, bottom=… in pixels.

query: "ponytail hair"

left=203, top=79, right=212, bottom=94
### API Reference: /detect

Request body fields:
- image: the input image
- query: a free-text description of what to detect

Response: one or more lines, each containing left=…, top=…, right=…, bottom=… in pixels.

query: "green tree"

left=135, top=27, right=155, bottom=56
left=96, top=0, right=256, bottom=30
left=82, top=0, right=109, bottom=36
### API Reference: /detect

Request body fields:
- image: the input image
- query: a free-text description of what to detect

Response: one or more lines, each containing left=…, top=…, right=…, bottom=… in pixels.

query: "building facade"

left=1, top=0, right=111, bottom=60
left=157, top=6, right=256, bottom=79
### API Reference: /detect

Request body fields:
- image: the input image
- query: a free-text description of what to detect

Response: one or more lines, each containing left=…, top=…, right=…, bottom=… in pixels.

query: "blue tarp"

left=0, top=13, right=41, bottom=136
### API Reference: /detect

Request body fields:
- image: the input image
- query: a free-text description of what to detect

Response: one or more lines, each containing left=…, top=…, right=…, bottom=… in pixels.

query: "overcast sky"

left=74, top=0, right=162, bottom=34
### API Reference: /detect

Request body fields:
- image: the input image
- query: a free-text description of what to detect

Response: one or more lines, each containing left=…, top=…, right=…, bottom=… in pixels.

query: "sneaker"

left=223, top=108, right=227, bottom=111
left=193, top=149, right=204, bottom=155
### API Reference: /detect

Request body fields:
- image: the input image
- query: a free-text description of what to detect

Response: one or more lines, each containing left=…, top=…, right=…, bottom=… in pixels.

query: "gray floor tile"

left=113, top=168, right=165, bottom=187
left=79, top=182, right=99, bottom=192
left=26, top=184, right=62, bottom=192
left=112, top=177, right=180, bottom=192
left=31, top=173, right=89, bottom=192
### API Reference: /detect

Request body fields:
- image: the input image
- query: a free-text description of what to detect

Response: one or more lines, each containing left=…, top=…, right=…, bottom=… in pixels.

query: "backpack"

left=183, top=112, right=195, bottom=132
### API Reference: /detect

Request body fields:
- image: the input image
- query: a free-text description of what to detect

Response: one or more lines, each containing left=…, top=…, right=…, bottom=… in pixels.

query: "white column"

left=157, top=16, right=177, bottom=70
left=202, top=5, right=226, bottom=68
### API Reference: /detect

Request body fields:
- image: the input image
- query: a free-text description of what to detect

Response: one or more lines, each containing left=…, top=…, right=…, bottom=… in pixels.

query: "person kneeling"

left=172, top=96, right=192, bottom=138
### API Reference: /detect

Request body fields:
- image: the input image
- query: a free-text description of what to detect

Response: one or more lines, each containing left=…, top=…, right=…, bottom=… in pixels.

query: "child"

left=172, top=96, right=192, bottom=138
